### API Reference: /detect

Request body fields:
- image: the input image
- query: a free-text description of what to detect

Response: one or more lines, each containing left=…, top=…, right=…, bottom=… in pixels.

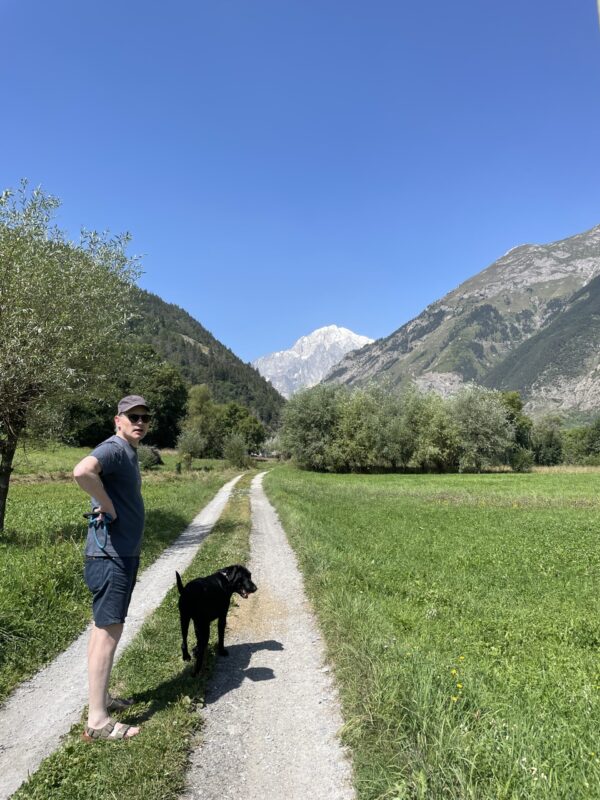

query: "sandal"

left=82, top=717, right=138, bottom=742
left=107, top=695, right=135, bottom=711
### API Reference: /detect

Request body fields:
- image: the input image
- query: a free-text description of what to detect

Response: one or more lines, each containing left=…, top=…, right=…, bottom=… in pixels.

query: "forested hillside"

left=128, top=288, right=284, bottom=425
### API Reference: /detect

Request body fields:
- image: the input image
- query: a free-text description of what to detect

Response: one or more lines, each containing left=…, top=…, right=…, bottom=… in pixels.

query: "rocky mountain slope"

left=325, top=224, right=600, bottom=417
left=253, top=325, right=373, bottom=397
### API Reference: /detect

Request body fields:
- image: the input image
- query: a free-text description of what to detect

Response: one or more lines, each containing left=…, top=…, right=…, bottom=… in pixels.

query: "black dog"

left=176, top=565, right=257, bottom=675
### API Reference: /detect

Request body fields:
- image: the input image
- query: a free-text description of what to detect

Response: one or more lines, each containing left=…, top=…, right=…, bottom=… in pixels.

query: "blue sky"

left=2, top=1, right=600, bottom=362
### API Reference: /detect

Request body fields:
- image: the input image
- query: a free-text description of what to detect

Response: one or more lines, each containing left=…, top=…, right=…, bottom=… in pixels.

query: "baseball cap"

left=117, top=395, right=151, bottom=415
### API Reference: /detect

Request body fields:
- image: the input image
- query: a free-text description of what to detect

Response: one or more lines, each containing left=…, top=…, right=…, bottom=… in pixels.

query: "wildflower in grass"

left=451, top=696, right=459, bottom=702
left=457, top=683, right=463, bottom=689
left=458, top=655, right=465, bottom=661
left=451, top=668, right=458, bottom=676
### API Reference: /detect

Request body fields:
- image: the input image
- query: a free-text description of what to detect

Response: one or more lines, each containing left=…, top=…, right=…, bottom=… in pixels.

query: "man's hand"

left=92, top=507, right=115, bottom=524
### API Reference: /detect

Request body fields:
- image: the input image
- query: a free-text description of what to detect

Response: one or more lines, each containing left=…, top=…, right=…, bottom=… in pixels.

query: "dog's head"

left=221, top=565, right=257, bottom=599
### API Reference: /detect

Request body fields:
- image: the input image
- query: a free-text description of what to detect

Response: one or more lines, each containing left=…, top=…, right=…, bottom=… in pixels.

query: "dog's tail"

left=176, top=571, right=185, bottom=595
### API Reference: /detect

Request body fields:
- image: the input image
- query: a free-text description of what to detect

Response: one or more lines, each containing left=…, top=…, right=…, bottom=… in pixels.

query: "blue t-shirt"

left=84, top=435, right=145, bottom=557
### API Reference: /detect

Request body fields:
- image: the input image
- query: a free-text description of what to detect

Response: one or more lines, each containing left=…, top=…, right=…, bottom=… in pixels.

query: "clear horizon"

left=2, top=1, right=599, bottom=362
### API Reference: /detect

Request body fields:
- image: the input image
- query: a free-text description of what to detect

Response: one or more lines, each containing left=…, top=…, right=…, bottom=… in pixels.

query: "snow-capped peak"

left=253, top=325, right=374, bottom=398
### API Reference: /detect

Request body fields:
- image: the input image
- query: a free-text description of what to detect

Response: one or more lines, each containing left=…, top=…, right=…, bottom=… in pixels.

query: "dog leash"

left=83, top=511, right=114, bottom=554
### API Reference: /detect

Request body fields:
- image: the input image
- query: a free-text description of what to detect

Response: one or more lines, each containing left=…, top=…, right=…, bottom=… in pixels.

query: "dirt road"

left=181, top=472, right=355, bottom=800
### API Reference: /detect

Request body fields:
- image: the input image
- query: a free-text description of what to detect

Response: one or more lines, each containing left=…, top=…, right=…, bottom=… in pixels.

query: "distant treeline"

left=277, top=384, right=600, bottom=473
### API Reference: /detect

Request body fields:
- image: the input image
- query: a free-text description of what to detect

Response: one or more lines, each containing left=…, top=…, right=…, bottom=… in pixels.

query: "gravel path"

left=0, top=475, right=241, bottom=800
left=181, top=471, right=355, bottom=800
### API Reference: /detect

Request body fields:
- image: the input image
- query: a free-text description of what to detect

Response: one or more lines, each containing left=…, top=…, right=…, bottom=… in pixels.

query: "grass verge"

left=13, top=472, right=254, bottom=800
left=264, top=465, right=600, bottom=800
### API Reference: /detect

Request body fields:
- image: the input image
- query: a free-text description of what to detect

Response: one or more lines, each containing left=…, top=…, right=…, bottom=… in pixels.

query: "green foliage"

left=279, top=385, right=342, bottom=470
left=509, top=445, right=534, bottom=472
left=562, top=426, right=588, bottom=464
left=137, top=445, right=163, bottom=470
left=411, top=394, right=461, bottom=471
left=62, top=344, right=188, bottom=448
left=531, top=414, right=564, bottom=465
left=223, top=432, right=252, bottom=468
left=0, top=182, right=139, bottom=531
left=176, top=428, right=207, bottom=460
left=126, top=288, right=284, bottom=427
left=279, top=383, right=516, bottom=473
left=178, top=385, right=265, bottom=460
left=583, top=416, right=600, bottom=457
left=129, top=348, right=188, bottom=448
left=451, top=387, right=514, bottom=472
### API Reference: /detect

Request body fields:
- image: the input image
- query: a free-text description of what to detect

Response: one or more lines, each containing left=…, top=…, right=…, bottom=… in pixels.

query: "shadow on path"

left=125, top=639, right=283, bottom=725
left=205, top=639, right=283, bottom=705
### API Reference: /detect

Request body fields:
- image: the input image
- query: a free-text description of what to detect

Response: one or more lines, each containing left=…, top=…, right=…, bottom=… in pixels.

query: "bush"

left=177, top=428, right=207, bottom=459
left=137, top=445, right=163, bottom=470
left=509, top=446, right=534, bottom=473
left=223, top=433, right=252, bottom=468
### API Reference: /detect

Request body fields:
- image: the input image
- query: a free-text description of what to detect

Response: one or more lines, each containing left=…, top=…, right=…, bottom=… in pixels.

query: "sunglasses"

left=124, top=413, right=152, bottom=424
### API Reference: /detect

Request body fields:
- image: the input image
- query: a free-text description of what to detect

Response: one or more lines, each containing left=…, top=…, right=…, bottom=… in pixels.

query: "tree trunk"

left=0, top=431, right=19, bottom=533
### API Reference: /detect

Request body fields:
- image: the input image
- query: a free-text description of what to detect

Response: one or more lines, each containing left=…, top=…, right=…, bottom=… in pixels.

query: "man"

left=73, top=395, right=152, bottom=741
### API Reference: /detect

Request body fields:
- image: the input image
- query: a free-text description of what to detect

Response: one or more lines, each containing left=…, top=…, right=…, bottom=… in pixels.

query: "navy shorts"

left=84, top=556, right=139, bottom=627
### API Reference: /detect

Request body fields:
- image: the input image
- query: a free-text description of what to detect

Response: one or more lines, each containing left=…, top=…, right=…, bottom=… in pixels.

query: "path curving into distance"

left=0, top=475, right=242, bottom=800
left=181, top=471, right=355, bottom=800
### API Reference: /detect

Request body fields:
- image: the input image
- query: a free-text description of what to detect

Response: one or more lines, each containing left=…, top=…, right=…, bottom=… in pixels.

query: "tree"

left=531, top=414, right=563, bottom=466
left=500, top=391, right=533, bottom=449
left=327, top=387, right=382, bottom=472
left=562, top=426, right=588, bottom=464
left=500, top=391, right=534, bottom=471
left=411, top=392, right=460, bottom=472
left=450, top=388, right=515, bottom=472
left=0, top=183, right=139, bottom=531
left=583, top=416, right=600, bottom=461
left=177, top=386, right=265, bottom=459
left=180, top=385, right=224, bottom=457
left=124, top=346, right=188, bottom=448
left=279, top=385, right=343, bottom=470
left=63, top=344, right=188, bottom=448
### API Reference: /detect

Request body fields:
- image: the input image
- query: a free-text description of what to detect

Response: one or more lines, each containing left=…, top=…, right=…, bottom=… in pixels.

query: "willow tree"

left=0, top=183, right=139, bottom=531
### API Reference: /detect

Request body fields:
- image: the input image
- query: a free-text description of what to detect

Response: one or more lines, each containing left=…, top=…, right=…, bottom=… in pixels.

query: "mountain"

left=128, top=288, right=285, bottom=426
left=324, top=224, right=600, bottom=417
left=482, top=273, right=600, bottom=417
left=253, top=325, right=374, bottom=398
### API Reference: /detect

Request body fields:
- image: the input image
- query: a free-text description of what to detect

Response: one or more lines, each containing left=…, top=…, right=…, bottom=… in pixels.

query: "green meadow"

left=264, top=466, right=600, bottom=800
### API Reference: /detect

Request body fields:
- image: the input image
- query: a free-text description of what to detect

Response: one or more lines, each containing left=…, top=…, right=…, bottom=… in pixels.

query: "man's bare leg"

left=87, top=622, right=139, bottom=737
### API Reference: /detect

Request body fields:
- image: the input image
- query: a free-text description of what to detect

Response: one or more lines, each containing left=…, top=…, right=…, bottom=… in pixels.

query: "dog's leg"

left=179, top=605, right=192, bottom=662
left=217, top=614, right=228, bottom=656
left=192, top=620, right=210, bottom=675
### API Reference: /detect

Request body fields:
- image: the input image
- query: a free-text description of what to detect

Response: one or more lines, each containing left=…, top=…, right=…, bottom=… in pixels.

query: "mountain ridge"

left=324, top=223, right=600, bottom=417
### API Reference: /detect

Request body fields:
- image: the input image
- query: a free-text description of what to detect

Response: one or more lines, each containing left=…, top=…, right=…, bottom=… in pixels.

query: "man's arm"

left=73, top=456, right=117, bottom=520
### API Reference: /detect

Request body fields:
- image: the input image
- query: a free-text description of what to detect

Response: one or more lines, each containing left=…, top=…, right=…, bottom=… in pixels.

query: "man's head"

left=115, top=395, right=152, bottom=447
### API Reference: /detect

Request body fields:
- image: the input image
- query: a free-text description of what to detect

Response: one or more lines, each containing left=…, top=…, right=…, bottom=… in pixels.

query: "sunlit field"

left=265, top=466, right=600, bottom=800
